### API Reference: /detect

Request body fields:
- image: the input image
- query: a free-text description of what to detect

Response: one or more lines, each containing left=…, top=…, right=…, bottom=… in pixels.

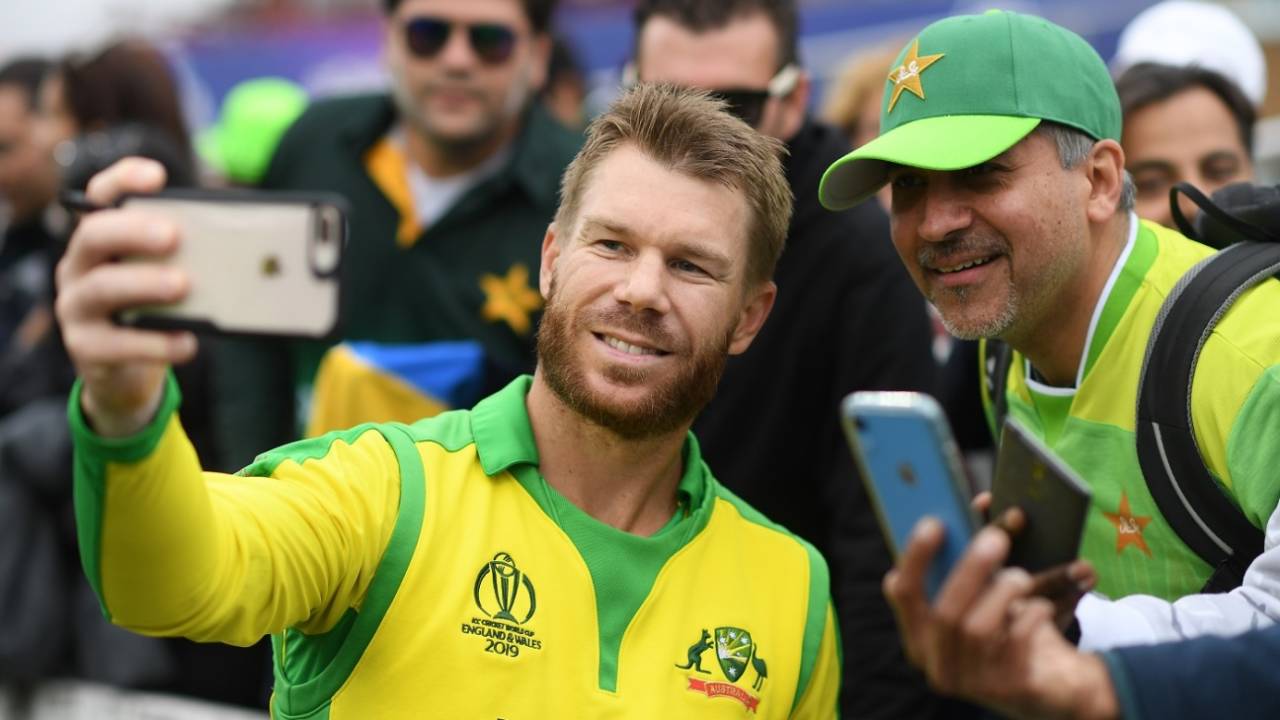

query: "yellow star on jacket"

left=480, top=263, right=543, bottom=335
left=886, top=39, right=945, bottom=112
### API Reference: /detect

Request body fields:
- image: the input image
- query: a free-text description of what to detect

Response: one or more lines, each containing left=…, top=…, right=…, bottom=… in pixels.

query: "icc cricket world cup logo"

left=474, top=552, right=537, bottom=624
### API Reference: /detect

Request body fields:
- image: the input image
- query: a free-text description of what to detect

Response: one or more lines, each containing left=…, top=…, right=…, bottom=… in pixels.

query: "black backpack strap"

left=1171, top=182, right=1280, bottom=249
left=1135, top=241, right=1280, bottom=592
left=981, top=338, right=1013, bottom=439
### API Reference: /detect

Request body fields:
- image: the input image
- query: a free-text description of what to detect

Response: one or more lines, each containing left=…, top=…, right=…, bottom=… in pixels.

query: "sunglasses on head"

left=622, top=63, right=801, bottom=128
left=404, top=17, right=518, bottom=65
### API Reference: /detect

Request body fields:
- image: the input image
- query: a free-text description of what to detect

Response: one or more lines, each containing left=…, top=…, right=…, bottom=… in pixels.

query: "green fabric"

left=711, top=485, right=832, bottom=715
left=270, top=424, right=426, bottom=719
left=67, top=372, right=183, bottom=618
left=1225, top=365, right=1280, bottom=528
left=1082, top=224, right=1158, bottom=380
left=820, top=9, right=1121, bottom=209
left=214, top=95, right=582, bottom=469
left=1100, top=651, right=1144, bottom=720
left=473, top=376, right=716, bottom=692
left=1024, top=386, right=1073, bottom=446
left=988, top=226, right=1280, bottom=600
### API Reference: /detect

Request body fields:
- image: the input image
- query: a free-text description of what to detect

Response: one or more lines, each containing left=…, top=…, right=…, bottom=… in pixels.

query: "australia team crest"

left=676, top=626, right=768, bottom=711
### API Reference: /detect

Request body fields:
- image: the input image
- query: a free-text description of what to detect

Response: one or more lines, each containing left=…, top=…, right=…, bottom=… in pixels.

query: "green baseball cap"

left=198, top=77, right=308, bottom=185
left=819, top=10, right=1121, bottom=210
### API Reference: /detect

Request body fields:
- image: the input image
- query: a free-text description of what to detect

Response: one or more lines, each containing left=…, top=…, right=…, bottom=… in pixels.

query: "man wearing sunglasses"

left=632, top=2, right=942, bottom=718
left=214, top=0, right=581, bottom=469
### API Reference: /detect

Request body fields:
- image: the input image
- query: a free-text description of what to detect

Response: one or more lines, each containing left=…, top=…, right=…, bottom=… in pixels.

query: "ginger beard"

left=536, top=276, right=732, bottom=440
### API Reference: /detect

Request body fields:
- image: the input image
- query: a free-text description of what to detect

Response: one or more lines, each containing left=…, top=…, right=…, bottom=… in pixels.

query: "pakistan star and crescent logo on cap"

left=886, top=39, right=945, bottom=113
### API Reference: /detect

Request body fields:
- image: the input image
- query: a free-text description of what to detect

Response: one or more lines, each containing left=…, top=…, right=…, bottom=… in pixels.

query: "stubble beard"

left=919, top=231, right=1017, bottom=340
left=391, top=64, right=532, bottom=160
left=536, top=283, right=731, bottom=440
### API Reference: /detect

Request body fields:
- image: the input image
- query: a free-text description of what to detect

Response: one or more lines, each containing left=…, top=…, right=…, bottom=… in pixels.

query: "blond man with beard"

left=55, top=84, right=839, bottom=718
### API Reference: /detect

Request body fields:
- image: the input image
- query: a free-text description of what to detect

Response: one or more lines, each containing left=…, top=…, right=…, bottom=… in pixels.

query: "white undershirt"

left=1023, top=212, right=1139, bottom=395
left=393, top=125, right=512, bottom=229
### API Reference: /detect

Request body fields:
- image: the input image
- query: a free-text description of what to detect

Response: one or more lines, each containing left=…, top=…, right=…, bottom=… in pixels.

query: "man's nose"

left=613, top=251, right=670, bottom=314
left=437, top=25, right=479, bottom=69
left=917, top=184, right=973, bottom=243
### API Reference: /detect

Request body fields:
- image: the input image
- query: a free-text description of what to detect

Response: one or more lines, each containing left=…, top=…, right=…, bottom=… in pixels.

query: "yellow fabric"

left=1068, top=221, right=1280, bottom=487
left=99, top=418, right=399, bottom=645
left=330, top=451, right=837, bottom=718
left=88, top=392, right=835, bottom=717
left=305, top=344, right=448, bottom=438
left=363, top=137, right=420, bottom=247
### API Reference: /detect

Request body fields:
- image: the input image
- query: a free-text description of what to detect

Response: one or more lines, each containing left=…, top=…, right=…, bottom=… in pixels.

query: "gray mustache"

left=917, top=234, right=1009, bottom=269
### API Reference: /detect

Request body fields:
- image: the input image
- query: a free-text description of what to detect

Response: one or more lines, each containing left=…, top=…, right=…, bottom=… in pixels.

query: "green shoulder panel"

left=270, top=423, right=428, bottom=719
left=1225, top=365, right=1280, bottom=528
left=68, top=372, right=183, bottom=617
left=709, top=485, right=833, bottom=714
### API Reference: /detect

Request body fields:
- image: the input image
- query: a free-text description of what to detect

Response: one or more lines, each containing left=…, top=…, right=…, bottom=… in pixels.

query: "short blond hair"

left=555, top=83, right=792, bottom=287
left=821, top=45, right=901, bottom=141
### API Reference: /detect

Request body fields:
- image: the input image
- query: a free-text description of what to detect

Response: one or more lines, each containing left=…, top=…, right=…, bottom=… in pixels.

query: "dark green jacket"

left=214, top=94, right=581, bottom=468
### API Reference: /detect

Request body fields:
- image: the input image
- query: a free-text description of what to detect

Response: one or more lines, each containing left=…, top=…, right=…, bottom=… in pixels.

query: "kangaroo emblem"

left=751, top=649, right=768, bottom=691
left=674, top=629, right=713, bottom=674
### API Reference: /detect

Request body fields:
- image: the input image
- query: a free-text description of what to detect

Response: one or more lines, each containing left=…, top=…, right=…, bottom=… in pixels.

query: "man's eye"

left=596, top=239, right=624, bottom=252
left=962, top=163, right=998, bottom=177
left=1133, top=176, right=1170, bottom=198
left=672, top=259, right=708, bottom=276
left=890, top=174, right=923, bottom=190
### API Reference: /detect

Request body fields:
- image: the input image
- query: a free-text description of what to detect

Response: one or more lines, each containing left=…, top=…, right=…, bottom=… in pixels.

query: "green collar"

left=1024, top=214, right=1158, bottom=389
left=1078, top=216, right=1159, bottom=383
left=469, top=376, right=707, bottom=511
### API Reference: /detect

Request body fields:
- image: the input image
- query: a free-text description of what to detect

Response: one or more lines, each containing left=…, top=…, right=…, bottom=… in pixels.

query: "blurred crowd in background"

left=0, top=0, right=1277, bottom=718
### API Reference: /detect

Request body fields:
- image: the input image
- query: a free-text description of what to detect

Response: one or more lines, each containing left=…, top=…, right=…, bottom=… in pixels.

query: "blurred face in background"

left=385, top=0, right=550, bottom=153
left=635, top=11, right=809, bottom=143
left=1123, top=86, right=1254, bottom=227
left=0, top=83, right=58, bottom=224
left=35, top=72, right=78, bottom=147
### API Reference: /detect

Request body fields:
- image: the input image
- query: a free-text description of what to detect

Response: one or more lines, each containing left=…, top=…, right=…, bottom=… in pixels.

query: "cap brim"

left=819, top=115, right=1042, bottom=210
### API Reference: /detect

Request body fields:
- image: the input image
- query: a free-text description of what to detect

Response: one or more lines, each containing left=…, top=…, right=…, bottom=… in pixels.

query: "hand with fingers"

left=883, top=520, right=1119, bottom=720
left=55, top=157, right=197, bottom=438
left=973, top=492, right=1098, bottom=630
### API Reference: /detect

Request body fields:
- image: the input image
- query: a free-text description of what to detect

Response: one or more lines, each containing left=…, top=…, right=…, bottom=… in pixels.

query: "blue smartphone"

left=841, top=391, right=978, bottom=599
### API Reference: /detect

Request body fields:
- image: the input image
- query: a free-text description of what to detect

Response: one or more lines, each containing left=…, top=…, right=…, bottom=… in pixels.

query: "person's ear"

left=1084, top=139, right=1126, bottom=223
left=527, top=33, right=553, bottom=93
left=539, top=222, right=561, bottom=298
left=728, top=280, right=777, bottom=355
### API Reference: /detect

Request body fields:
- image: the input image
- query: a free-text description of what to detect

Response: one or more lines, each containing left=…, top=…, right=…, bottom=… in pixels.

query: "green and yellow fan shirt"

left=70, top=376, right=840, bottom=718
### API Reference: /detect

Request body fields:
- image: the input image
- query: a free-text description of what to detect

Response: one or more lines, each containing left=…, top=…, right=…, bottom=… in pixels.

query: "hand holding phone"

left=841, top=391, right=978, bottom=599
left=56, top=158, right=192, bottom=437
left=115, top=189, right=344, bottom=339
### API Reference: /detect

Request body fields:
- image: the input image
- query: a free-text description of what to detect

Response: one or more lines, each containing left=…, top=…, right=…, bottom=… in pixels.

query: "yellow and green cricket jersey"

left=981, top=218, right=1280, bottom=600
left=70, top=376, right=840, bottom=718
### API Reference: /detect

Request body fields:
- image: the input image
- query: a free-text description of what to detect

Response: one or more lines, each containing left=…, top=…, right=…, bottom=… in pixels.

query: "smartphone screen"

left=842, top=391, right=977, bottom=599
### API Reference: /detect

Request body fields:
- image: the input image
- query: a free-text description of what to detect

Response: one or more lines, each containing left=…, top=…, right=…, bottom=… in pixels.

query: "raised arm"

left=57, top=158, right=400, bottom=646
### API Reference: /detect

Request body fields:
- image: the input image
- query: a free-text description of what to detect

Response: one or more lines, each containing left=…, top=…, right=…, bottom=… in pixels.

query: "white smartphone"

left=841, top=391, right=978, bottom=599
left=115, top=189, right=345, bottom=339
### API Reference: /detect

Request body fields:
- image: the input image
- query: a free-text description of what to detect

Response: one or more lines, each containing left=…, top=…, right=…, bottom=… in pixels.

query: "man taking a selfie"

left=55, top=84, right=839, bottom=718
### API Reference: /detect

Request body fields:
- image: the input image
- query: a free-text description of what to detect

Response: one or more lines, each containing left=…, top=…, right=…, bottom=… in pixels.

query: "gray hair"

left=1036, top=122, right=1136, bottom=212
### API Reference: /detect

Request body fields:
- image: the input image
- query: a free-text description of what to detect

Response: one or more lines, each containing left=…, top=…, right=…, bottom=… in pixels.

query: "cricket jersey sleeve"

left=790, top=602, right=842, bottom=719
left=70, top=374, right=401, bottom=647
